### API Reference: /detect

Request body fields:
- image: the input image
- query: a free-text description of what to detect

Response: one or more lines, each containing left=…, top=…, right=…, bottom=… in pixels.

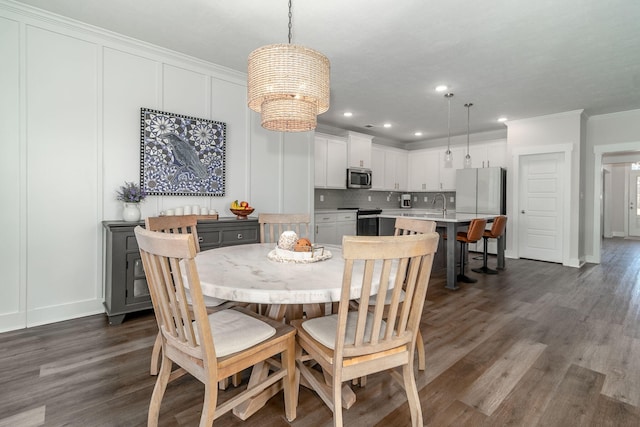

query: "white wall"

left=585, top=109, right=640, bottom=263
left=0, top=2, right=313, bottom=331
left=505, top=110, right=583, bottom=267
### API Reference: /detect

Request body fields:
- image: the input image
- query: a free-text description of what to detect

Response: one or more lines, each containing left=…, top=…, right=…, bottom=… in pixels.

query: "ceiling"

left=13, top=0, right=640, bottom=145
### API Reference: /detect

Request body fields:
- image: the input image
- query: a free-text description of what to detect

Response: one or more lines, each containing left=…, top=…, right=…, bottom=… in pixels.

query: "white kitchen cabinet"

left=314, top=134, right=347, bottom=189
left=372, top=144, right=408, bottom=191
left=370, top=145, right=386, bottom=190
left=408, top=149, right=439, bottom=191
left=347, top=131, right=372, bottom=169
left=438, top=146, right=465, bottom=190
left=468, top=140, right=507, bottom=169
left=384, top=148, right=408, bottom=191
left=314, top=211, right=356, bottom=245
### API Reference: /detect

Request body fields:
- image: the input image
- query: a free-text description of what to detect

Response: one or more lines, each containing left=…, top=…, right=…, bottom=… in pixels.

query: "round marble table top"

left=193, top=243, right=379, bottom=305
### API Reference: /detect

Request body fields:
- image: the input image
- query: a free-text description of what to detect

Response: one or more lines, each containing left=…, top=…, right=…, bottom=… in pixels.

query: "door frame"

left=592, top=142, right=640, bottom=264
left=511, top=143, right=574, bottom=266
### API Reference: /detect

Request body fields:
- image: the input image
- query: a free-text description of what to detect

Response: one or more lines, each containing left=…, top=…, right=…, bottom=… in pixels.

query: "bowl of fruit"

left=230, top=200, right=254, bottom=219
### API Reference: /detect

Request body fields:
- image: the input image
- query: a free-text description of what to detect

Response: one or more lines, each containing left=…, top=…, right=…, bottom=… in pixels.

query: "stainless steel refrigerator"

left=456, top=167, right=506, bottom=252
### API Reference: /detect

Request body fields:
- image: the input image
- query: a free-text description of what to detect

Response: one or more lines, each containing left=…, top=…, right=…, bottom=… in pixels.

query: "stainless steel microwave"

left=347, top=167, right=372, bottom=189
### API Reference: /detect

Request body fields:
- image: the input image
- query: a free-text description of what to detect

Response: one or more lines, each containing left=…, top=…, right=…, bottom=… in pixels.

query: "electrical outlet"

left=368, top=195, right=371, bottom=201
left=320, top=195, right=324, bottom=202
left=450, top=196, right=455, bottom=203
left=414, top=196, right=417, bottom=202
left=386, top=195, right=390, bottom=202
left=424, top=196, right=428, bottom=202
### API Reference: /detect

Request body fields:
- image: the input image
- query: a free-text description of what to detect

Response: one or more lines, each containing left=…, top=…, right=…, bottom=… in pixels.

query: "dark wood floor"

left=2, top=238, right=640, bottom=426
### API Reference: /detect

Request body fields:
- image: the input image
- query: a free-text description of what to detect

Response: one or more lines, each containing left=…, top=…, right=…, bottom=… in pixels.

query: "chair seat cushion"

left=301, top=311, right=387, bottom=350
left=185, top=291, right=227, bottom=307
left=195, top=309, right=276, bottom=357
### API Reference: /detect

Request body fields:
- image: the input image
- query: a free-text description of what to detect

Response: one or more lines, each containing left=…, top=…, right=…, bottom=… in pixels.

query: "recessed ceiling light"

left=343, top=112, right=353, bottom=117
left=497, top=117, right=508, bottom=122
left=383, top=123, right=391, bottom=128
left=435, top=85, right=448, bottom=92
left=414, top=132, right=423, bottom=136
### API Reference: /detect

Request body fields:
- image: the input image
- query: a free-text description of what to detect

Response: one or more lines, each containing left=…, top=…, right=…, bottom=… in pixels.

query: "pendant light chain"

left=288, top=0, right=293, bottom=44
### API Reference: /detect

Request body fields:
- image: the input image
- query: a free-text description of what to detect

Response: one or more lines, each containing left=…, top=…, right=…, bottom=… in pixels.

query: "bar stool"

left=455, top=218, right=487, bottom=283
left=472, top=215, right=508, bottom=275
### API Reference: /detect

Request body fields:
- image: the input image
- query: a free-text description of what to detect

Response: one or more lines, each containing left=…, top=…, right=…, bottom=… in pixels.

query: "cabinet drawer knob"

left=198, top=237, right=204, bottom=243
left=237, top=233, right=243, bottom=239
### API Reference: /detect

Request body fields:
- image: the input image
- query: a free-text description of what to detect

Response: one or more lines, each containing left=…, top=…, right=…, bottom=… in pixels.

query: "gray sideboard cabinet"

left=102, top=218, right=259, bottom=325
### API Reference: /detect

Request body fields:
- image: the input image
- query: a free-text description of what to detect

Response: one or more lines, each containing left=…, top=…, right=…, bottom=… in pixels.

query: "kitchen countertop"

left=314, top=209, right=358, bottom=213
left=379, top=211, right=499, bottom=223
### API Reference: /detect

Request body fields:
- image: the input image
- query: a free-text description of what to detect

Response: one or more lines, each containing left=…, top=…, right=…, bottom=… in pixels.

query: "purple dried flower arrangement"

left=116, top=181, right=147, bottom=203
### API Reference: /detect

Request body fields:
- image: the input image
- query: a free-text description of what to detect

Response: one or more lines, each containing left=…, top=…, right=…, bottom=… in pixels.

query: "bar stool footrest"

left=457, top=274, right=478, bottom=283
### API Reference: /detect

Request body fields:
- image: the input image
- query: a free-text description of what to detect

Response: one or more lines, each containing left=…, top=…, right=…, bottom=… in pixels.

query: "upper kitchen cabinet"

left=371, top=145, right=385, bottom=190
left=315, top=133, right=347, bottom=189
left=384, top=147, right=408, bottom=191
left=371, top=144, right=408, bottom=191
left=439, top=146, right=465, bottom=190
left=408, top=149, right=439, bottom=191
left=468, top=140, right=507, bottom=169
left=347, top=131, right=372, bottom=168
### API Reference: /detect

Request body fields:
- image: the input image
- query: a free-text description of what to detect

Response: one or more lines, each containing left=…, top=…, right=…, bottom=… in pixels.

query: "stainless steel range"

left=339, top=208, right=383, bottom=236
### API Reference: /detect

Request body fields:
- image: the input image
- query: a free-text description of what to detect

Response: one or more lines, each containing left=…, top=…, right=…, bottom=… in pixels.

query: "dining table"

left=379, top=212, right=505, bottom=290
left=192, top=242, right=375, bottom=419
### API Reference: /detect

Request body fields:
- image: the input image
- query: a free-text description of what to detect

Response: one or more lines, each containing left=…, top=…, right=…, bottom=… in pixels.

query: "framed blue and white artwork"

left=139, top=108, right=226, bottom=196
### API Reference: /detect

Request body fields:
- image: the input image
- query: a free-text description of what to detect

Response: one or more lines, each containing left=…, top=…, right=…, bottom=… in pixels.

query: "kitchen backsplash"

left=314, top=189, right=456, bottom=211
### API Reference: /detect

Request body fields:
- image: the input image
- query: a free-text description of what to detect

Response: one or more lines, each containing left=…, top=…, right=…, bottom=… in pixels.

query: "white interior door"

left=518, top=152, right=564, bottom=262
left=629, top=169, right=640, bottom=237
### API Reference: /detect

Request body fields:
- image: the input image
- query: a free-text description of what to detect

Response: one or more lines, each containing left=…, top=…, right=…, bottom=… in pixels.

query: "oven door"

left=357, top=215, right=379, bottom=236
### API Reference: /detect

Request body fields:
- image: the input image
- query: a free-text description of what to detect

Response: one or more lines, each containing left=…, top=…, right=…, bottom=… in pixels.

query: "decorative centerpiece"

left=116, top=181, right=146, bottom=222
left=268, top=231, right=331, bottom=263
left=230, top=199, right=254, bottom=219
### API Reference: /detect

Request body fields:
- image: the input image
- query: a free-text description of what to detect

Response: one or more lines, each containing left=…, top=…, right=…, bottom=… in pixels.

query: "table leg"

left=445, top=222, right=459, bottom=290
left=233, top=303, right=357, bottom=419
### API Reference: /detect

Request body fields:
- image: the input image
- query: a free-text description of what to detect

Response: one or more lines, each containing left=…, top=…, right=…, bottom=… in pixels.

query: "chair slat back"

left=259, top=213, right=311, bottom=243
left=145, top=215, right=201, bottom=253
left=394, top=217, right=436, bottom=236
left=134, top=226, right=216, bottom=364
left=337, top=233, right=439, bottom=360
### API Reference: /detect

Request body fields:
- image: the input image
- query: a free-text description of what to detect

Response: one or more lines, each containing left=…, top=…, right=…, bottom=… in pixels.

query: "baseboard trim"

left=26, top=299, right=105, bottom=329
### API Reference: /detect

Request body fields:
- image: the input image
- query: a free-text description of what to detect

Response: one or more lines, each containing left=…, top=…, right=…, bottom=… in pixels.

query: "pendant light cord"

left=446, top=93, right=453, bottom=152
left=465, top=103, right=473, bottom=155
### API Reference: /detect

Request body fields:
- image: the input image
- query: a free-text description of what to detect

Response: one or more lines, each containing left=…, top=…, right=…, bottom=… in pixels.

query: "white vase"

left=122, top=202, right=141, bottom=222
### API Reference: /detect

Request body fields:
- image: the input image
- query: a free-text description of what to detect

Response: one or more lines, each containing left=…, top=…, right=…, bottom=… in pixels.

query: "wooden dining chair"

left=258, top=213, right=311, bottom=243
left=145, top=215, right=231, bottom=378
left=258, top=213, right=315, bottom=318
left=293, top=233, right=439, bottom=427
left=361, top=218, right=436, bottom=372
left=134, top=226, right=297, bottom=426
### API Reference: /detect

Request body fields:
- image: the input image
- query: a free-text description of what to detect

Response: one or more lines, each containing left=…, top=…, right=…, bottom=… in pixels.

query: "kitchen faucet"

left=433, top=193, right=447, bottom=214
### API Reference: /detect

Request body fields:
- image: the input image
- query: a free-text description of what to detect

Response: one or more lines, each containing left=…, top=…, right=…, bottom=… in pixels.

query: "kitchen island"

left=379, top=211, right=505, bottom=290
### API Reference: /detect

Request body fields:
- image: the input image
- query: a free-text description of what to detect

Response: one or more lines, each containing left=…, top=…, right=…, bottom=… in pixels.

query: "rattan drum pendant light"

left=247, top=0, right=330, bottom=132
